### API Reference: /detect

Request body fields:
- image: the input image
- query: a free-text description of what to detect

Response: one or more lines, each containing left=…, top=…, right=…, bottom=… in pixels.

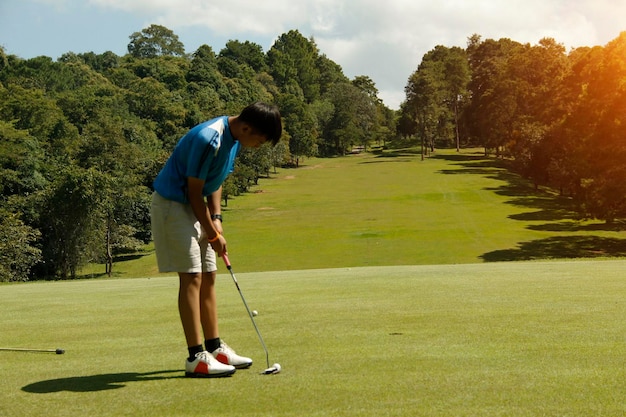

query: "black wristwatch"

left=211, top=214, right=223, bottom=222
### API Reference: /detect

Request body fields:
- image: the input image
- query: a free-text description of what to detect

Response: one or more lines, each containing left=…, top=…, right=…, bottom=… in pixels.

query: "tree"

left=186, top=45, right=229, bottom=120
left=37, top=166, right=107, bottom=279
left=0, top=46, right=7, bottom=73
left=352, top=75, right=380, bottom=101
left=465, top=36, right=523, bottom=155
left=404, top=65, right=440, bottom=158
left=0, top=83, right=80, bottom=159
left=0, top=119, right=46, bottom=197
left=126, top=76, right=187, bottom=139
left=128, top=24, right=186, bottom=58
left=404, top=48, right=448, bottom=157
left=402, top=45, right=470, bottom=155
left=237, top=146, right=273, bottom=184
left=0, top=120, right=44, bottom=281
left=560, top=33, right=626, bottom=222
left=0, top=209, right=41, bottom=282
left=322, top=82, right=374, bottom=156
left=278, top=93, right=317, bottom=165
left=60, top=50, right=120, bottom=73
left=505, top=38, right=570, bottom=186
left=125, top=55, right=189, bottom=91
left=352, top=76, right=397, bottom=147
left=374, top=104, right=397, bottom=146
left=351, top=76, right=379, bottom=150
left=188, top=45, right=229, bottom=95
left=219, top=40, right=268, bottom=73
left=268, top=30, right=321, bottom=103
left=442, top=47, right=471, bottom=151
left=317, top=54, right=348, bottom=95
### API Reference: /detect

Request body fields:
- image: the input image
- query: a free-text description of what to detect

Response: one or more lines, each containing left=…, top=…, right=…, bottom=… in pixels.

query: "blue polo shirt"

left=153, top=116, right=241, bottom=203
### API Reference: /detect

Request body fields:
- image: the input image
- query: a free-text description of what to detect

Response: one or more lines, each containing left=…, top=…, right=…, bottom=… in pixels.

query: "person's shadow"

left=22, top=370, right=183, bottom=393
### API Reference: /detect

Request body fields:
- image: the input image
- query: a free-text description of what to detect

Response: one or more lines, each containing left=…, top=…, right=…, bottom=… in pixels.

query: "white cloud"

left=6, top=0, right=625, bottom=109
left=90, top=0, right=307, bottom=35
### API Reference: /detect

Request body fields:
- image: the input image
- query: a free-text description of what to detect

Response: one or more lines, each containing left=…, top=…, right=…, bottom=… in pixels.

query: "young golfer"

left=150, top=102, right=282, bottom=377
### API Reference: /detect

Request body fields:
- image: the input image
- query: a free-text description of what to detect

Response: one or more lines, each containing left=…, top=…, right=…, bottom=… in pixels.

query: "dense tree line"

left=0, top=25, right=393, bottom=281
left=400, top=32, right=626, bottom=223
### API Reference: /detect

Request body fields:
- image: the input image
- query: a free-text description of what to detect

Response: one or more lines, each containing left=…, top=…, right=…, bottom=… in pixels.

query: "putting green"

left=2, top=260, right=625, bottom=416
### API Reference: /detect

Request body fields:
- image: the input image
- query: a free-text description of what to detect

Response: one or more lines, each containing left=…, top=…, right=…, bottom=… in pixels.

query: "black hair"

left=238, top=102, right=282, bottom=146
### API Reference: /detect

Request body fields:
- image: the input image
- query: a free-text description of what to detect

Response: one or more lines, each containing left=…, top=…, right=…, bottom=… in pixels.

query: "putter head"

left=261, top=363, right=281, bottom=375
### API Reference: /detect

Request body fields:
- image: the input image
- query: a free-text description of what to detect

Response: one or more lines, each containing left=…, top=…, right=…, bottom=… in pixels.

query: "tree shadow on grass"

left=435, top=153, right=510, bottom=176
left=437, top=153, right=621, bottom=227
left=480, top=236, right=626, bottom=262
left=432, top=152, right=626, bottom=261
left=431, top=151, right=488, bottom=162
left=76, top=250, right=154, bottom=279
left=487, top=171, right=626, bottom=233
left=358, top=148, right=423, bottom=164
left=22, top=370, right=184, bottom=393
left=379, top=148, right=424, bottom=157
left=527, top=221, right=626, bottom=232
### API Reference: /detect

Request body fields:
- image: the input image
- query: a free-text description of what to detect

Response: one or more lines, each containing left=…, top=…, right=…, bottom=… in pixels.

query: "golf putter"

left=222, top=253, right=281, bottom=375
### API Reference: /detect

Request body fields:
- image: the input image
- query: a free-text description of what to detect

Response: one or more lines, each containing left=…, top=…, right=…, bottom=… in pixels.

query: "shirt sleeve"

left=184, top=127, right=219, bottom=180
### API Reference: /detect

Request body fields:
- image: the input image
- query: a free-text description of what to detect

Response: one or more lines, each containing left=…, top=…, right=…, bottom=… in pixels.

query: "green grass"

left=1, top=261, right=626, bottom=416
left=4, top=148, right=626, bottom=415
left=83, top=148, right=626, bottom=277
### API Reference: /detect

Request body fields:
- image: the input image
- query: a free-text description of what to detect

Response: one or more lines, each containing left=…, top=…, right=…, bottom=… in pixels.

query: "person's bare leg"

left=178, top=272, right=203, bottom=348
left=180, top=271, right=235, bottom=377
left=200, top=270, right=253, bottom=368
left=200, top=271, right=219, bottom=340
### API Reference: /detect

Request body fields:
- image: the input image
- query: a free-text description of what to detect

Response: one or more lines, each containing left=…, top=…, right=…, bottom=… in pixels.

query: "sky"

left=0, top=0, right=624, bottom=110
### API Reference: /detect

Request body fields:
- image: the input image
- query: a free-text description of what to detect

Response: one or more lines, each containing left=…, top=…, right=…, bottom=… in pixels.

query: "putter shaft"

left=0, top=347, right=65, bottom=354
left=223, top=254, right=270, bottom=369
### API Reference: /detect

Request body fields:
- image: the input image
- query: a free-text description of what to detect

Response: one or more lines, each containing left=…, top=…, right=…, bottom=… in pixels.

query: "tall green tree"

left=37, top=166, right=107, bottom=279
left=442, top=47, right=471, bottom=151
left=185, top=45, right=229, bottom=122
left=404, top=48, right=446, bottom=157
left=505, top=38, right=569, bottom=186
left=277, top=93, right=317, bottom=165
left=268, top=30, right=321, bottom=103
left=322, top=82, right=374, bottom=156
left=128, top=24, right=186, bottom=58
left=465, top=36, right=523, bottom=155
left=316, top=54, right=348, bottom=95
left=558, top=33, right=626, bottom=222
left=402, top=45, right=470, bottom=155
left=351, top=76, right=380, bottom=150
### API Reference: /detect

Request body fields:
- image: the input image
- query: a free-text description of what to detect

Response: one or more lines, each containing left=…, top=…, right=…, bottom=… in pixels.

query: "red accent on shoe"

left=195, top=361, right=209, bottom=374
left=216, top=352, right=229, bottom=365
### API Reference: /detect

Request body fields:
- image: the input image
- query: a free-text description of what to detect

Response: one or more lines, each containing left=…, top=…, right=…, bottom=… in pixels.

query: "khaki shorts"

left=150, top=192, right=217, bottom=273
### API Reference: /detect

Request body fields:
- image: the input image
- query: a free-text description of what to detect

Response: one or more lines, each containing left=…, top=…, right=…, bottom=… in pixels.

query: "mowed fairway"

left=1, top=261, right=626, bottom=416
left=2, top=148, right=626, bottom=416
left=117, top=148, right=626, bottom=277
left=226, top=149, right=538, bottom=272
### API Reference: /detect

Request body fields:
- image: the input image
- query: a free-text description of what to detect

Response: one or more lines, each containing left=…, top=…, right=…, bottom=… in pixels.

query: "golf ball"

left=252, top=310, right=258, bottom=316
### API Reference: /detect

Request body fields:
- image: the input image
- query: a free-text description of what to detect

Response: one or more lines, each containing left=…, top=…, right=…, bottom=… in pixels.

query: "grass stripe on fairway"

left=2, top=260, right=626, bottom=416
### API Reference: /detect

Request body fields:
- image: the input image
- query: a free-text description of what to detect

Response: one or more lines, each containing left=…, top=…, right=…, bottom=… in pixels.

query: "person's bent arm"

left=187, top=177, right=226, bottom=256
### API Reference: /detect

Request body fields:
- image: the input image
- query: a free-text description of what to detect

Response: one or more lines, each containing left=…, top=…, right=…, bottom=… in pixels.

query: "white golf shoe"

left=185, top=351, right=236, bottom=378
left=212, top=342, right=253, bottom=369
